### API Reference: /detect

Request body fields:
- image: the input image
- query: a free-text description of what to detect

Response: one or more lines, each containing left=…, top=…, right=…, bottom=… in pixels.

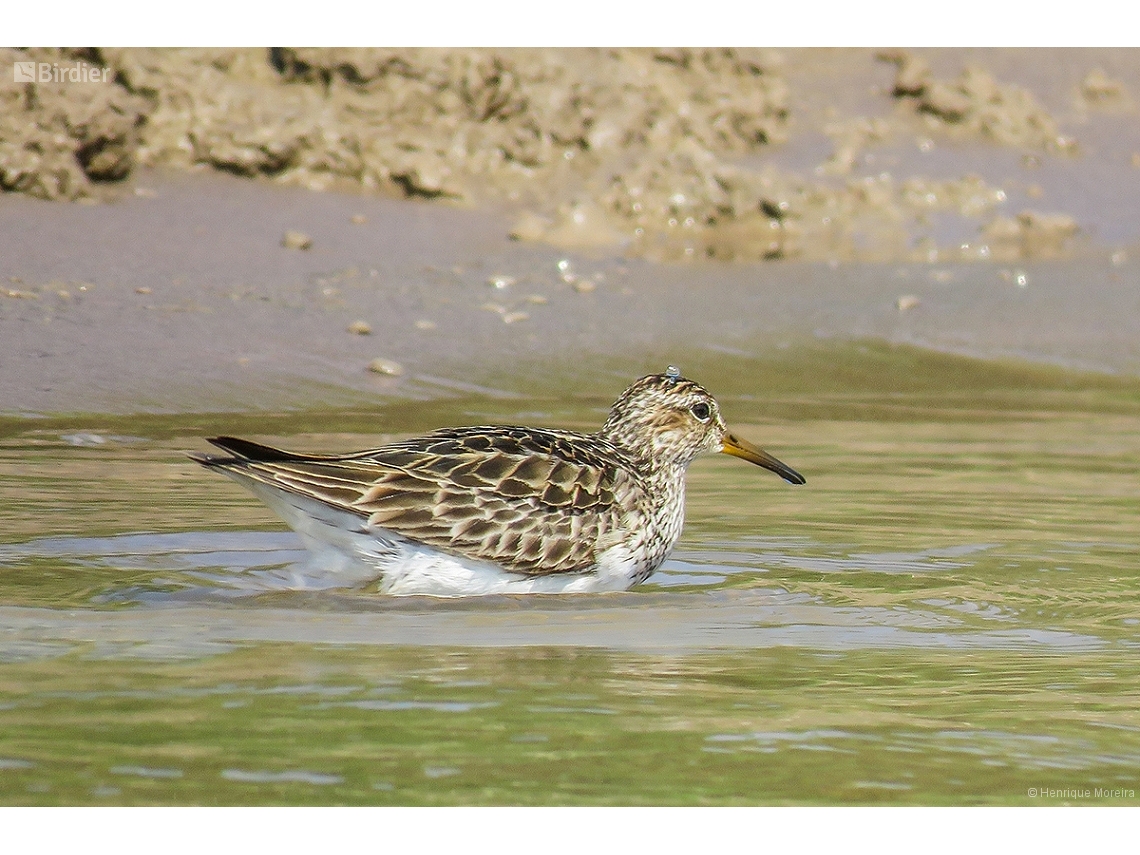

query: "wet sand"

left=2, top=48, right=1140, bottom=415
left=2, top=167, right=1139, bottom=416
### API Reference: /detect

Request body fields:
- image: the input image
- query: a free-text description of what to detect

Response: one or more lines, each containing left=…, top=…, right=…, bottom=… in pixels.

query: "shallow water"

left=1, top=343, right=1138, bottom=805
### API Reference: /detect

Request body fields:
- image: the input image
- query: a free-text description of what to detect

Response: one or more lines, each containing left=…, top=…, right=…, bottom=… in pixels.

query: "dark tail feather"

left=209, top=436, right=303, bottom=460
left=190, top=436, right=308, bottom=467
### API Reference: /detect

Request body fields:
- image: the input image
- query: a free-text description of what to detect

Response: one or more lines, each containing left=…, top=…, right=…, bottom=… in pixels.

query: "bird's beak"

left=721, top=432, right=806, bottom=485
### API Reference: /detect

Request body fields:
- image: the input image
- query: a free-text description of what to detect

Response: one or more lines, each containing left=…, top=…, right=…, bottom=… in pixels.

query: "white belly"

left=236, top=476, right=653, bottom=597
left=374, top=543, right=641, bottom=596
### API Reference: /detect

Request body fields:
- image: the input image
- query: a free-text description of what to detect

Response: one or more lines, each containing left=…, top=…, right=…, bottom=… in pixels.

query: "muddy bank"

left=3, top=48, right=1139, bottom=263
left=2, top=170, right=1138, bottom=416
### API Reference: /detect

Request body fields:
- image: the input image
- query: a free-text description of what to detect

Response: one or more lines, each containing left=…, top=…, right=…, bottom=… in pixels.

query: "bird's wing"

left=196, top=428, right=633, bottom=576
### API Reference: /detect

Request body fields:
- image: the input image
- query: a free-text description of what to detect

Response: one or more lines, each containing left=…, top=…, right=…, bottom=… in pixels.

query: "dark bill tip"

left=721, top=432, right=806, bottom=485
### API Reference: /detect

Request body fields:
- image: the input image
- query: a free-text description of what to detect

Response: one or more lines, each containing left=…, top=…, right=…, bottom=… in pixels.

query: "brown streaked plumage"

left=192, top=367, right=805, bottom=596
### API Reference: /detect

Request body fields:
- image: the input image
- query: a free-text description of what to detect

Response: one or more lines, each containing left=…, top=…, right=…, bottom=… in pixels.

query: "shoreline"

left=2, top=170, right=1138, bottom=418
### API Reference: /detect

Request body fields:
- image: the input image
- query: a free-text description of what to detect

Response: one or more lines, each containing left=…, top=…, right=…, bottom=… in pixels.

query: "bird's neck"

left=597, top=422, right=690, bottom=478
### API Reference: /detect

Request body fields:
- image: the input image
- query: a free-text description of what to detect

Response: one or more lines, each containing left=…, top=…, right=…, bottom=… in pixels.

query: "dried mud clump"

left=1079, top=69, right=1131, bottom=109
left=878, top=51, right=1077, bottom=153
left=103, top=48, right=336, bottom=183
left=266, top=47, right=790, bottom=204
left=981, top=210, right=1080, bottom=260
left=0, top=48, right=148, bottom=200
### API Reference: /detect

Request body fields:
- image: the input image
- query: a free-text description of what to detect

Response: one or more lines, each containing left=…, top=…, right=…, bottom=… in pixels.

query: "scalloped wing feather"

left=208, top=427, right=636, bottom=576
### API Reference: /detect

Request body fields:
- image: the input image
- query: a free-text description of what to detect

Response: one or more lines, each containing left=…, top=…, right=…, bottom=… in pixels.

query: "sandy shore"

left=2, top=168, right=1137, bottom=416
left=2, top=48, right=1139, bottom=415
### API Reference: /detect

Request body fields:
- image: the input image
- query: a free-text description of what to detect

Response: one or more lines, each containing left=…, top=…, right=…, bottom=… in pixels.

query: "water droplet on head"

left=665, top=365, right=681, bottom=383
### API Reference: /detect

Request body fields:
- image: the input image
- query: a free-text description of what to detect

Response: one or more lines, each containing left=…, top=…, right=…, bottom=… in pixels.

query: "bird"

left=191, top=366, right=805, bottom=596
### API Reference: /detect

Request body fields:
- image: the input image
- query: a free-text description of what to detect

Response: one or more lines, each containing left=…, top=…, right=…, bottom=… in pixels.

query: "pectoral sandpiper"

left=193, top=367, right=804, bottom=596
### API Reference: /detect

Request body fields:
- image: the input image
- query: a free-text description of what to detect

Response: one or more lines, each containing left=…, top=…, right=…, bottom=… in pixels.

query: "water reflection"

left=0, top=528, right=1118, bottom=659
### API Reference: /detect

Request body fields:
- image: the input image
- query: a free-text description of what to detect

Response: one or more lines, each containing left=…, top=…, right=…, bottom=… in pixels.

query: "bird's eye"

left=691, top=402, right=711, bottom=422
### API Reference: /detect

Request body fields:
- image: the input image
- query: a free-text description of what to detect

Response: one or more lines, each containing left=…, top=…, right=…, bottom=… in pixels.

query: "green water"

left=1, top=342, right=1138, bottom=805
